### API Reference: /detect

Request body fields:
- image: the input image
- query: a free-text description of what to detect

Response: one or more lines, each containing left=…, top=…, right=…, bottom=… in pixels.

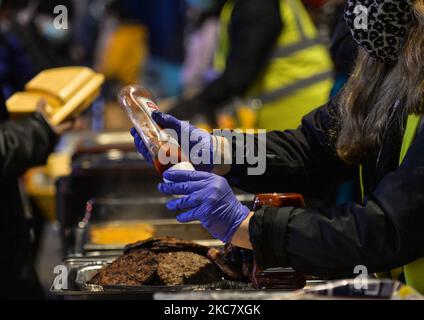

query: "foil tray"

left=51, top=256, right=252, bottom=299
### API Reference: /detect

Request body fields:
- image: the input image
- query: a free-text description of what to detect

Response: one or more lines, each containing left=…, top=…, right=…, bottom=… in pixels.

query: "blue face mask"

left=186, top=0, right=213, bottom=11
left=37, top=18, right=70, bottom=44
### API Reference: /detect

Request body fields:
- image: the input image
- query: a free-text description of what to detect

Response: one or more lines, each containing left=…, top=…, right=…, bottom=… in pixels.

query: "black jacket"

left=0, top=99, right=58, bottom=299
left=226, top=98, right=424, bottom=278
left=171, top=0, right=283, bottom=123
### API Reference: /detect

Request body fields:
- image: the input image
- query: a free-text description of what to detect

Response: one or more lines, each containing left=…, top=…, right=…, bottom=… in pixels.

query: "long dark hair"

left=337, top=0, right=424, bottom=165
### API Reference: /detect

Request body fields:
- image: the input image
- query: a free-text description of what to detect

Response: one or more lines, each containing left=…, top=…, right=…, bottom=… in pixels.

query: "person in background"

left=0, top=0, right=35, bottom=97
left=170, top=0, right=334, bottom=130
left=300, top=0, right=326, bottom=25
left=71, top=0, right=106, bottom=66
left=181, top=0, right=220, bottom=97
left=94, top=0, right=149, bottom=87
left=0, top=97, right=72, bottom=299
left=134, top=0, right=424, bottom=294
left=0, top=1, right=74, bottom=299
left=1, top=0, right=77, bottom=73
left=139, top=0, right=188, bottom=98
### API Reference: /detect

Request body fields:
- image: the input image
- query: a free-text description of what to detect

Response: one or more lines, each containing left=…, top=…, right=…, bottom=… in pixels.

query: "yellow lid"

left=6, top=92, right=57, bottom=114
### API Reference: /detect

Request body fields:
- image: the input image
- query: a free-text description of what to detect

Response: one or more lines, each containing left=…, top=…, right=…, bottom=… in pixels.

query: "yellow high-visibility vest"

left=360, top=113, right=424, bottom=293
left=214, top=0, right=334, bottom=130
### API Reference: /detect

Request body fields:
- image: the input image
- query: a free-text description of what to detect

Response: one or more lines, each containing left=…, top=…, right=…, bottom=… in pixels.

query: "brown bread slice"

left=91, top=249, right=157, bottom=286
left=123, top=237, right=165, bottom=253
left=156, top=251, right=222, bottom=285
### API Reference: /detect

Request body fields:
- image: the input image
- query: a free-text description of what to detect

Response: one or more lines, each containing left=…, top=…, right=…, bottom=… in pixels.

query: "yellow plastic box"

left=6, top=67, right=105, bottom=125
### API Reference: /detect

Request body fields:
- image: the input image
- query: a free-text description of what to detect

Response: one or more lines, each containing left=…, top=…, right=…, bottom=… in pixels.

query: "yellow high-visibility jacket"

left=215, top=0, right=334, bottom=130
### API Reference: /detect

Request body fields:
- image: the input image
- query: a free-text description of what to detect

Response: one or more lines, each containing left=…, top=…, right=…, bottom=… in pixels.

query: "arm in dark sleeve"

left=250, top=130, right=424, bottom=277
left=172, top=0, right=282, bottom=120
left=226, top=99, right=355, bottom=199
left=0, top=113, right=58, bottom=180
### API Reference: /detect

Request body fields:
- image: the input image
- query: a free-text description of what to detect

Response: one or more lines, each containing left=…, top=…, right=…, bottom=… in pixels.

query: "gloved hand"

left=159, top=170, right=250, bottom=243
left=131, top=111, right=214, bottom=172
left=131, top=127, right=153, bottom=163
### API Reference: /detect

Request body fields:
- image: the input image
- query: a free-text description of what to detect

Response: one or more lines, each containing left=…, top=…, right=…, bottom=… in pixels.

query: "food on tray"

left=90, top=237, right=242, bottom=287
left=156, top=252, right=221, bottom=285
left=90, top=223, right=155, bottom=245
left=91, top=250, right=157, bottom=286
left=207, top=247, right=243, bottom=281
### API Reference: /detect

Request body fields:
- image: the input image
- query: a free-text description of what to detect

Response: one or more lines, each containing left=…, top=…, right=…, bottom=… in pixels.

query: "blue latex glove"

left=131, top=127, right=153, bottom=163
left=159, top=170, right=250, bottom=243
left=130, top=111, right=214, bottom=172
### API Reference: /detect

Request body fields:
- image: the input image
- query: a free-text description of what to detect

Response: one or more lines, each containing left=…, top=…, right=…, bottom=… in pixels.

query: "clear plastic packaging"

left=118, top=85, right=194, bottom=176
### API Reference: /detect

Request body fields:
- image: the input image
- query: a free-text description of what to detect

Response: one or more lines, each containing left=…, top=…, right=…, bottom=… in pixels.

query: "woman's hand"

left=158, top=170, right=250, bottom=243
left=231, top=212, right=254, bottom=250
left=131, top=111, right=214, bottom=172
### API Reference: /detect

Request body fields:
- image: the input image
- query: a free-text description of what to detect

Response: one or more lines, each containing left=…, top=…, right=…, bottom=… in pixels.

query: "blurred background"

left=0, top=0, right=352, bottom=297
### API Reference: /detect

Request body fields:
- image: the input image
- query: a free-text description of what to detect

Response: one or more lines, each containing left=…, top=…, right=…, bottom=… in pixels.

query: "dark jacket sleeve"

left=171, top=0, right=282, bottom=122
left=248, top=113, right=424, bottom=277
left=0, top=112, right=58, bottom=180
left=226, top=99, right=355, bottom=199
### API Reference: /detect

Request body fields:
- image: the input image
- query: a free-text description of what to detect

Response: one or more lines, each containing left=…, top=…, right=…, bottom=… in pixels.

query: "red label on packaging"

left=147, top=101, right=159, bottom=110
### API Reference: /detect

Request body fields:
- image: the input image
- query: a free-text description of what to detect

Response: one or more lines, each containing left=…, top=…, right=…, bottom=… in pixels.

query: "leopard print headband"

left=345, top=0, right=414, bottom=64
